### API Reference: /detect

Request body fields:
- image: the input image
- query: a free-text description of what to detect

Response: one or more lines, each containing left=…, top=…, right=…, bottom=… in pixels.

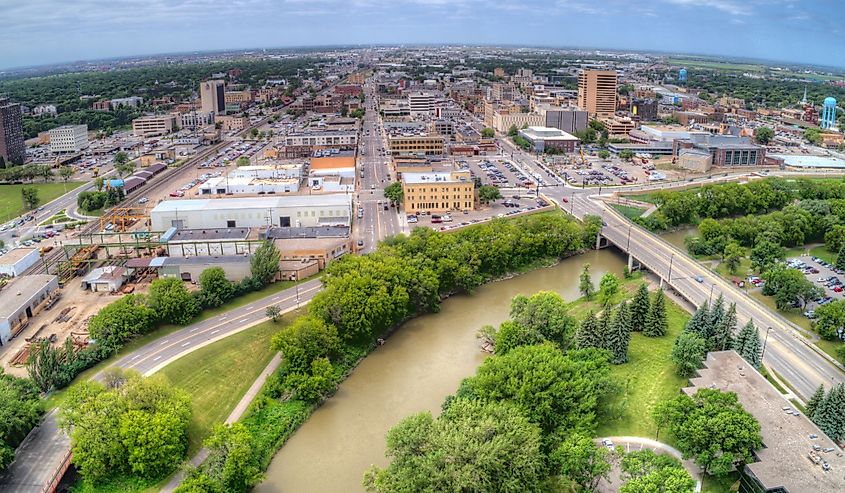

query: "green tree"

left=25, top=339, right=62, bottom=393
left=271, top=315, right=340, bottom=374
left=87, top=294, right=156, bottom=349
left=606, top=302, right=632, bottom=364
left=249, top=127, right=259, bottom=139
left=804, top=128, right=823, bottom=145
left=481, top=127, right=495, bottom=138
left=383, top=181, right=403, bottom=204
left=619, top=449, right=695, bottom=493
left=94, top=176, right=105, bottom=191
left=653, top=388, right=762, bottom=475
left=21, top=186, right=39, bottom=210
left=811, top=383, right=845, bottom=442
left=805, top=384, right=826, bottom=419
left=575, top=311, right=602, bottom=350
left=630, top=283, right=650, bottom=332
left=201, top=423, right=263, bottom=492
left=598, top=272, right=621, bottom=307
left=597, top=149, right=610, bottom=159
left=494, top=321, right=541, bottom=355
left=283, top=357, right=337, bottom=403
left=551, top=433, right=610, bottom=490
left=250, top=240, right=281, bottom=286
left=723, top=242, right=744, bottom=274
left=265, top=305, right=281, bottom=322
left=113, top=151, right=129, bottom=166
left=507, top=124, right=519, bottom=137
left=509, top=290, right=577, bottom=349
left=684, top=302, right=712, bottom=340
left=198, top=267, right=235, bottom=308
left=733, top=320, right=762, bottom=368
left=813, top=299, right=845, bottom=340
left=762, top=264, right=822, bottom=310
left=672, top=332, right=706, bottom=377
left=59, top=165, right=74, bottom=182
left=148, top=278, right=199, bottom=325
left=363, top=399, right=544, bottom=493
left=754, top=126, right=774, bottom=145
left=0, top=371, right=42, bottom=471
left=644, top=288, right=668, bottom=337
left=750, top=238, right=785, bottom=272
left=478, top=185, right=502, bottom=204
left=236, top=156, right=250, bottom=167
left=837, top=246, right=845, bottom=272
left=712, top=302, right=737, bottom=351
left=579, top=263, right=595, bottom=300
left=619, top=149, right=635, bottom=161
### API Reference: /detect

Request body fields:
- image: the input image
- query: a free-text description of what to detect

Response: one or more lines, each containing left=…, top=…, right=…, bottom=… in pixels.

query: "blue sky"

left=1, top=0, right=842, bottom=70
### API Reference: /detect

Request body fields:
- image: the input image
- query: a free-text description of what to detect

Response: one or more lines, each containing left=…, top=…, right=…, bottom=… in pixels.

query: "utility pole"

left=667, top=253, right=675, bottom=284
left=761, top=326, right=773, bottom=360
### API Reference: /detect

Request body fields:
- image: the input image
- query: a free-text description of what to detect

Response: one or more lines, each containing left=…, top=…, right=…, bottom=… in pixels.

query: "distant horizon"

left=2, top=43, right=844, bottom=76
left=1, top=0, right=842, bottom=72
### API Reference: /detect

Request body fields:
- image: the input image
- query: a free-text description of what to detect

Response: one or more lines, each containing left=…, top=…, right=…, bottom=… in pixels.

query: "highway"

left=353, top=81, right=401, bottom=253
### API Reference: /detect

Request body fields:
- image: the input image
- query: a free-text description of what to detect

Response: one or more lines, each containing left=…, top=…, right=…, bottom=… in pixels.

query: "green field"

left=160, top=310, right=303, bottom=455
left=611, top=203, right=646, bottom=220
left=668, top=58, right=766, bottom=73
left=597, top=297, right=690, bottom=439
left=0, top=182, right=84, bottom=222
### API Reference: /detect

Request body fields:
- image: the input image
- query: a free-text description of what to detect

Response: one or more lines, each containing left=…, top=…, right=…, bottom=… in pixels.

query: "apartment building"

left=180, top=111, right=215, bottom=130
left=388, top=135, right=445, bottom=156
left=408, top=92, right=435, bottom=117
left=0, top=98, right=25, bottom=165
left=577, top=70, right=618, bottom=117
left=132, top=114, right=177, bottom=137
left=599, top=115, right=637, bottom=138
left=224, top=90, right=253, bottom=105
left=491, top=82, right=516, bottom=102
left=200, top=80, right=226, bottom=115
left=402, top=170, right=475, bottom=214
left=110, top=96, right=143, bottom=109
left=48, top=125, right=88, bottom=153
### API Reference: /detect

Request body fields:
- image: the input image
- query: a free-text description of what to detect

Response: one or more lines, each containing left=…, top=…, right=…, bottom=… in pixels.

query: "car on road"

left=138, top=197, right=149, bottom=204
left=356, top=240, right=364, bottom=247
left=602, top=439, right=614, bottom=450
left=695, top=275, right=704, bottom=283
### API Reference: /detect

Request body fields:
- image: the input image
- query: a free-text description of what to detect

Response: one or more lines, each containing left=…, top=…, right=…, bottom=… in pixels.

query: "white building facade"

left=49, top=125, right=88, bottom=153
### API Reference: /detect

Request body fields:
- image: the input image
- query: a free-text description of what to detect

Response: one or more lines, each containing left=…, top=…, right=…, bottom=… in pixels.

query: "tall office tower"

left=577, top=70, right=618, bottom=117
left=0, top=97, right=26, bottom=165
left=200, top=80, right=226, bottom=116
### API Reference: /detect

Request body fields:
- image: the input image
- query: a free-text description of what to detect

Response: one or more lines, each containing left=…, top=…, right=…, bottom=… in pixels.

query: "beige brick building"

left=402, top=170, right=474, bottom=214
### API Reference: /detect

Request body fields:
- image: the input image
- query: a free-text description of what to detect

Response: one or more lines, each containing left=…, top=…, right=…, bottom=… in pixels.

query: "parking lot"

left=789, top=255, right=845, bottom=320
left=406, top=194, right=551, bottom=232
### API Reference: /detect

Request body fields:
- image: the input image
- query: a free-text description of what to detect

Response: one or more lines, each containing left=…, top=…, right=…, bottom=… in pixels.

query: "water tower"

left=821, top=97, right=837, bottom=129
left=679, top=68, right=687, bottom=82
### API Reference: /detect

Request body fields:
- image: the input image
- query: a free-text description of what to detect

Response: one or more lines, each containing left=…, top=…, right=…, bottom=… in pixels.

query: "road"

left=353, top=81, right=401, bottom=253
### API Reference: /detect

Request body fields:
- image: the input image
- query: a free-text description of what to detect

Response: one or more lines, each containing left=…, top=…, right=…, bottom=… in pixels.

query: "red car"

left=562, top=197, right=569, bottom=203
left=834, top=286, right=843, bottom=293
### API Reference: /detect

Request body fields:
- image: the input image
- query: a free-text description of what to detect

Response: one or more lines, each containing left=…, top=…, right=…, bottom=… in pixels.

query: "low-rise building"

left=110, top=96, right=143, bottom=109
left=32, top=104, right=57, bottom=117
left=132, top=114, right=177, bottom=137
left=0, top=275, right=59, bottom=345
left=81, top=266, right=127, bottom=292
left=600, top=115, right=637, bottom=138
left=388, top=135, right=444, bottom=156
left=0, top=248, right=40, bottom=277
left=49, top=124, right=88, bottom=153
left=217, top=114, right=249, bottom=132
left=518, top=126, right=580, bottom=153
left=402, top=170, right=474, bottom=214
left=673, top=134, right=765, bottom=168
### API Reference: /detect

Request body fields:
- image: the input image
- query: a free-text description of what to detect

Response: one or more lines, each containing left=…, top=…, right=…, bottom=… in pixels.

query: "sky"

left=1, top=0, right=842, bottom=70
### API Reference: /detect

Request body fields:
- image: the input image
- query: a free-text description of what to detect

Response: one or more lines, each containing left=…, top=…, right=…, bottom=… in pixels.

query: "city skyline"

left=1, top=0, right=843, bottom=70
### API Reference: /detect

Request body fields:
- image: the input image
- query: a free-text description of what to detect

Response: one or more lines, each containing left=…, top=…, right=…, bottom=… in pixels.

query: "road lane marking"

left=181, top=342, right=191, bottom=347
left=153, top=356, right=161, bottom=362
left=210, top=329, right=219, bottom=334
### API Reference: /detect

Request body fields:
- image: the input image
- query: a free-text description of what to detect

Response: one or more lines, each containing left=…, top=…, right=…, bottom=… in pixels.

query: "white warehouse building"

left=150, top=195, right=352, bottom=230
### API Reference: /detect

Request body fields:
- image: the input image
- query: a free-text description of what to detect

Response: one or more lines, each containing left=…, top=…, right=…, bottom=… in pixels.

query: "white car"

left=138, top=197, right=149, bottom=204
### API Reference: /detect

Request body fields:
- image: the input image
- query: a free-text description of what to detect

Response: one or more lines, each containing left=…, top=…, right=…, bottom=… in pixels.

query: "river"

left=255, top=249, right=627, bottom=493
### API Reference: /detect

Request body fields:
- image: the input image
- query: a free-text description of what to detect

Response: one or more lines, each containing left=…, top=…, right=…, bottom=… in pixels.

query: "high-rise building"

left=200, top=80, right=226, bottom=116
left=543, top=108, right=589, bottom=134
left=821, top=97, right=838, bottom=130
left=49, top=125, right=88, bottom=153
left=491, top=83, right=516, bottom=102
left=577, top=70, right=618, bottom=117
left=0, top=97, right=25, bottom=165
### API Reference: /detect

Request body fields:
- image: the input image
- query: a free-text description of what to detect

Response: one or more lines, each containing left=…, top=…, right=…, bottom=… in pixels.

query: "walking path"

left=594, top=436, right=702, bottom=492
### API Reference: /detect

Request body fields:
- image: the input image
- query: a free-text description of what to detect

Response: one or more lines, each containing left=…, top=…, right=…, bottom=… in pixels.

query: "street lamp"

left=294, top=270, right=300, bottom=309
left=667, top=253, right=676, bottom=284
left=708, top=283, right=716, bottom=304
left=761, top=326, right=774, bottom=360
left=626, top=223, right=632, bottom=252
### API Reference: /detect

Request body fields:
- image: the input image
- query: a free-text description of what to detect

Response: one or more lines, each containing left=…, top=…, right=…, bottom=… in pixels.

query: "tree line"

left=0, top=371, right=42, bottom=472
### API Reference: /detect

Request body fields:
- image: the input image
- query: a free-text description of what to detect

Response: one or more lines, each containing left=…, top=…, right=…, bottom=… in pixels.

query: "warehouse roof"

left=0, top=248, right=38, bottom=265
left=0, top=275, right=57, bottom=320
left=151, top=194, right=351, bottom=214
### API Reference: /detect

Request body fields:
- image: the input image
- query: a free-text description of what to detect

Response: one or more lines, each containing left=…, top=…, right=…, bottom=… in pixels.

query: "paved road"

left=353, top=81, right=401, bottom=253
left=594, top=436, right=702, bottom=493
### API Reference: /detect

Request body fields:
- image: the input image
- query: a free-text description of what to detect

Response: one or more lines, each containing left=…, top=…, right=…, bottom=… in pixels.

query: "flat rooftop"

left=0, top=275, right=56, bottom=320
left=0, top=248, right=37, bottom=265
left=402, top=172, right=468, bottom=184
left=170, top=228, right=251, bottom=241
left=520, top=126, right=579, bottom=141
left=265, top=226, right=350, bottom=239
left=151, top=194, right=351, bottom=213
left=685, top=351, right=845, bottom=493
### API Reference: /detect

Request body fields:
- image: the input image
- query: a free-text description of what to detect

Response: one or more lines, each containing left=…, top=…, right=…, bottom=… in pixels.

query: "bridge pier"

left=627, top=253, right=642, bottom=272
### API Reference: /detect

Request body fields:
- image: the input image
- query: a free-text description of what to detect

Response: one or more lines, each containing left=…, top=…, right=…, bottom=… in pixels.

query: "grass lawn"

left=160, top=309, right=303, bottom=455
left=626, top=192, right=662, bottom=205
left=702, top=472, right=739, bottom=493
left=611, top=203, right=646, bottom=220
left=597, top=297, right=690, bottom=439
left=809, top=245, right=836, bottom=264
left=0, top=182, right=84, bottom=222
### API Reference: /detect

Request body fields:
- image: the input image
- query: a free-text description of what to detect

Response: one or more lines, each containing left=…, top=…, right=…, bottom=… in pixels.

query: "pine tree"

left=812, top=386, right=841, bottom=442
left=630, top=283, right=650, bottom=332
left=837, top=247, right=845, bottom=272
left=607, top=303, right=632, bottom=364
left=579, top=263, right=595, bottom=300
left=805, top=384, right=826, bottom=419
left=684, top=302, right=710, bottom=338
left=575, top=311, right=602, bottom=350
left=734, top=321, right=761, bottom=368
left=708, top=294, right=725, bottom=341
left=824, top=383, right=845, bottom=442
left=644, top=288, right=668, bottom=337
left=712, top=303, right=737, bottom=351
left=597, top=309, right=611, bottom=350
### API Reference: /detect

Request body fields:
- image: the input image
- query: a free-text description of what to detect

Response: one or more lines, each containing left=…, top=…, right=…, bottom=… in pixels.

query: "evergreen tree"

left=684, top=302, right=710, bottom=338
left=607, top=303, right=632, bottom=364
left=824, top=383, right=845, bottom=442
left=644, top=288, right=668, bottom=337
left=734, top=321, right=762, bottom=368
left=805, top=384, right=826, bottom=420
left=811, top=385, right=842, bottom=442
left=837, top=247, right=845, bottom=272
left=712, top=303, right=737, bottom=351
left=708, top=294, right=725, bottom=339
left=579, top=263, right=595, bottom=300
left=630, top=283, right=650, bottom=332
left=597, top=309, right=612, bottom=350
left=575, top=311, right=602, bottom=350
